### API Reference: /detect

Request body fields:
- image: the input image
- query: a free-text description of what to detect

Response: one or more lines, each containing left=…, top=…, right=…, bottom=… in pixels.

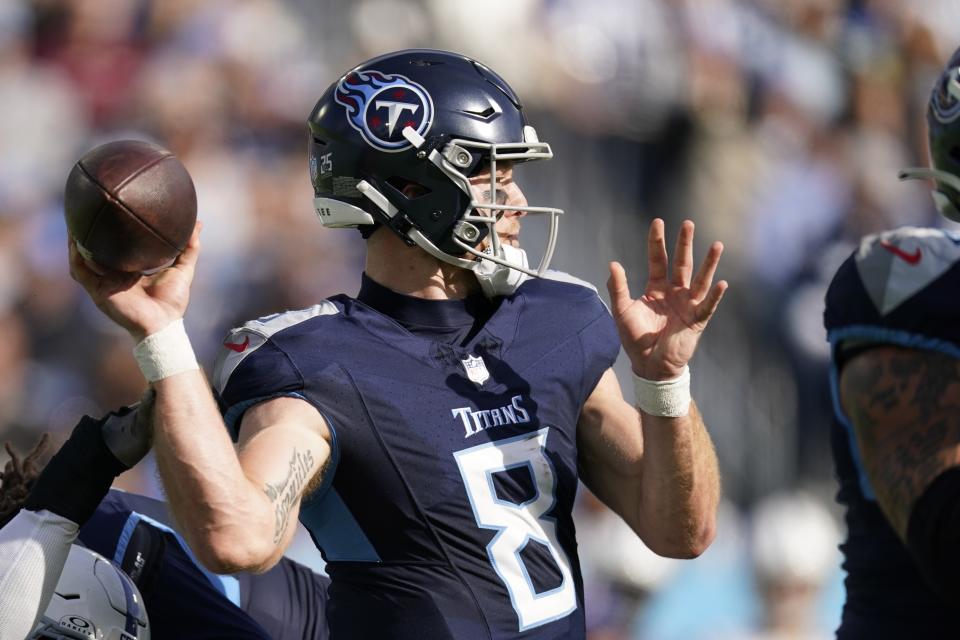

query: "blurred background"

left=1, top=0, right=958, bottom=637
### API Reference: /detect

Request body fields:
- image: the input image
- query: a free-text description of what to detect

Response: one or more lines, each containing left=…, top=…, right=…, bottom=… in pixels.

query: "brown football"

left=64, top=139, right=197, bottom=273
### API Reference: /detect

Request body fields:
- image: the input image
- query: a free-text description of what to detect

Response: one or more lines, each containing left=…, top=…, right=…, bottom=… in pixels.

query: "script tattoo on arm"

left=841, top=346, right=960, bottom=539
left=263, top=448, right=316, bottom=544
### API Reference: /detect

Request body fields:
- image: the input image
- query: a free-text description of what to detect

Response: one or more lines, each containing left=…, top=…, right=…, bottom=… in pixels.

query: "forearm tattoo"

left=264, top=448, right=315, bottom=543
left=842, top=348, right=960, bottom=537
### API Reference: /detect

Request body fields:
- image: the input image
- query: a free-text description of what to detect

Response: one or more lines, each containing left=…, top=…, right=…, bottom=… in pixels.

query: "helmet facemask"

left=353, top=124, right=563, bottom=293
left=897, top=166, right=960, bottom=222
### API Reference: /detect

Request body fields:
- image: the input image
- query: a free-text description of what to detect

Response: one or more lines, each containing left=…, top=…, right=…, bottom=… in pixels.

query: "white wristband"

left=633, top=365, right=691, bottom=417
left=132, top=318, right=199, bottom=382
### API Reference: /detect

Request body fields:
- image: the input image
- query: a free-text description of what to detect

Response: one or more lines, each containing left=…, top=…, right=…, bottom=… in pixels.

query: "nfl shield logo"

left=461, top=355, right=490, bottom=386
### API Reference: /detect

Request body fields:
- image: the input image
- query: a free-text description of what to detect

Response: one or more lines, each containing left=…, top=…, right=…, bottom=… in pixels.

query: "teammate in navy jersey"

left=80, top=489, right=330, bottom=640
left=0, top=408, right=329, bottom=639
left=67, top=49, right=727, bottom=638
left=824, top=48, right=960, bottom=638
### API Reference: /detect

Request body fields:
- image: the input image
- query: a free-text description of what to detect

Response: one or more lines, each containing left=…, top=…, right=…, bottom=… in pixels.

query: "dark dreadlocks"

left=0, top=434, right=51, bottom=529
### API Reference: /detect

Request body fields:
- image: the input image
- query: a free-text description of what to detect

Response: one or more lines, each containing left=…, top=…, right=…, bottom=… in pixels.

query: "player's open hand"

left=68, top=222, right=202, bottom=342
left=607, top=218, right=727, bottom=380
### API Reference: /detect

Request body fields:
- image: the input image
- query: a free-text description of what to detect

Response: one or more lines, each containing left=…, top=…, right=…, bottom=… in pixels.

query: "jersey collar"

left=350, top=274, right=522, bottom=382
left=357, top=273, right=495, bottom=333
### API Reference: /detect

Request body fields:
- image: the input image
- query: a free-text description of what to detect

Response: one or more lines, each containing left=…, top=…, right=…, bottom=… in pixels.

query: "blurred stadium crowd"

left=1, top=0, right=958, bottom=637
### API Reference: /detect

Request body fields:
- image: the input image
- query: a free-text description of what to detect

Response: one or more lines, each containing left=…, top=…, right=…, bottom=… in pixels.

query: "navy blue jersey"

left=824, top=227, right=960, bottom=637
left=214, top=273, right=621, bottom=639
left=78, top=490, right=329, bottom=640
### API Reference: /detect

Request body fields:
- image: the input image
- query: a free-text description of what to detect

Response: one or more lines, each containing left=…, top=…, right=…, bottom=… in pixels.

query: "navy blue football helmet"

left=307, top=49, right=562, bottom=287
left=900, top=47, right=960, bottom=222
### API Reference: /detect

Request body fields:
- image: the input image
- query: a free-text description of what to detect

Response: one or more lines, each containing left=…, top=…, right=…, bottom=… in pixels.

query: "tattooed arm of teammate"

left=840, top=345, right=960, bottom=538
left=840, top=345, right=960, bottom=602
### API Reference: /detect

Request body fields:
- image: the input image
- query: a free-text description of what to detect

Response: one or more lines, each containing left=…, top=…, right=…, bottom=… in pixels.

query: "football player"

left=67, top=49, right=727, bottom=638
left=0, top=406, right=329, bottom=640
left=825, top=47, right=960, bottom=637
left=33, top=544, right=151, bottom=640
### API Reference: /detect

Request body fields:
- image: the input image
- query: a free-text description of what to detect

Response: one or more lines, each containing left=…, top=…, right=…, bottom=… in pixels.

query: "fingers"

left=647, top=218, right=668, bottom=281
left=695, top=280, right=728, bottom=324
left=690, top=241, right=724, bottom=301
left=67, top=237, right=102, bottom=291
left=68, top=237, right=141, bottom=297
left=606, top=261, right=633, bottom=315
left=171, top=220, right=202, bottom=278
left=672, top=220, right=695, bottom=287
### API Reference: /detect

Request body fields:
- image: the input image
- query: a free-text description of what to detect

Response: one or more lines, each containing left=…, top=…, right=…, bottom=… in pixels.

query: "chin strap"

left=474, top=245, right=531, bottom=298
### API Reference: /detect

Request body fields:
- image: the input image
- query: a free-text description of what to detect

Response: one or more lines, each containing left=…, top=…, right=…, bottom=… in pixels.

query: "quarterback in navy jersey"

left=68, top=49, right=727, bottom=638
left=824, top=48, right=960, bottom=638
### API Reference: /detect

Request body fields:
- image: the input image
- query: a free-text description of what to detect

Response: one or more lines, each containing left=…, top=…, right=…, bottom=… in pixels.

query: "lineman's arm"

left=840, top=345, right=960, bottom=601
left=577, top=369, right=719, bottom=558
left=0, top=405, right=152, bottom=638
left=152, top=376, right=330, bottom=574
left=0, top=510, right=77, bottom=638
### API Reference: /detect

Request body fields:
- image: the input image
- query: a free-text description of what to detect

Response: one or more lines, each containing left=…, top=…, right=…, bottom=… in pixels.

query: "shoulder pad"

left=541, top=270, right=613, bottom=315
left=212, top=301, right=339, bottom=394
left=541, top=270, right=599, bottom=293
left=855, top=227, right=960, bottom=316
left=237, top=300, right=341, bottom=337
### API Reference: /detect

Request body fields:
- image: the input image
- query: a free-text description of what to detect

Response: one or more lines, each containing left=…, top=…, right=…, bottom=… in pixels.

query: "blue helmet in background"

left=900, top=47, right=960, bottom=222
left=307, top=49, right=562, bottom=287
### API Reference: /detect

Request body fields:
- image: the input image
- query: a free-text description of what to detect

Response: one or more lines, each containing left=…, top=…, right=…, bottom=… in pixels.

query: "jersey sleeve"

left=824, top=226, right=960, bottom=358
left=576, top=289, right=621, bottom=402
left=824, top=228, right=960, bottom=503
left=212, top=302, right=341, bottom=439
left=533, top=270, right=621, bottom=400
left=212, top=326, right=304, bottom=440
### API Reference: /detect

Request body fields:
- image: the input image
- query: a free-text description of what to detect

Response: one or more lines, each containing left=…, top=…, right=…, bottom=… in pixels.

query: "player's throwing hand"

left=607, top=218, right=727, bottom=381
left=67, top=222, right=202, bottom=342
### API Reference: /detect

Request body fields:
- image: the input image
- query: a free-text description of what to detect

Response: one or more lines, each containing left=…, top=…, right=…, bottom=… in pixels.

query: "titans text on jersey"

left=824, top=226, right=960, bottom=637
left=213, top=273, right=620, bottom=639
left=452, top=395, right=531, bottom=438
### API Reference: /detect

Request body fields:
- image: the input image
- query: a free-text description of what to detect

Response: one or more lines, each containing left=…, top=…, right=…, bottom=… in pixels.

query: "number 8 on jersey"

left=455, top=428, right=577, bottom=631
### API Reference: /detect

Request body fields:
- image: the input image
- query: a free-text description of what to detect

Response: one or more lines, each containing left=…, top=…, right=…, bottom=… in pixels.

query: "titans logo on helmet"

left=932, top=68, right=960, bottom=124
left=335, top=70, right=434, bottom=152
